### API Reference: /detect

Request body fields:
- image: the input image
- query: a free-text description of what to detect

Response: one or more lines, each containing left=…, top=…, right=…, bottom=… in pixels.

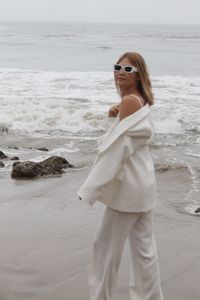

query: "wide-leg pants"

left=88, top=206, right=164, bottom=300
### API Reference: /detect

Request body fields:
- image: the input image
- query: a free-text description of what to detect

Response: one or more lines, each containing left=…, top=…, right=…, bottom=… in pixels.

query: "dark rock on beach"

left=27, top=147, right=49, bottom=151
left=0, top=151, right=8, bottom=159
left=42, top=156, right=73, bottom=168
left=0, top=161, right=5, bottom=168
left=194, top=207, right=200, bottom=214
left=8, top=146, right=19, bottom=150
left=0, top=126, right=8, bottom=133
left=10, top=156, right=20, bottom=161
left=37, top=147, right=49, bottom=151
left=11, top=155, right=74, bottom=179
left=0, top=151, right=19, bottom=161
left=155, top=163, right=188, bottom=173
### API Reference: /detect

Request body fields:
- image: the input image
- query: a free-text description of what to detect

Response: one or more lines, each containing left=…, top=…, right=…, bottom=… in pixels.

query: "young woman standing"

left=77, top=52, right=164, bottom=300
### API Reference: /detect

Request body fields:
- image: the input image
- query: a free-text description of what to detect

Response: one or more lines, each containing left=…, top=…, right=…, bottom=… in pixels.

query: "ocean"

left=0, top=21, right=200, bottom=176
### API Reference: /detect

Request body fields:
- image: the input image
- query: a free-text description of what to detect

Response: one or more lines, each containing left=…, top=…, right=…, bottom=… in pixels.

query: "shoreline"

left=1, top=144, right=200, bottom=299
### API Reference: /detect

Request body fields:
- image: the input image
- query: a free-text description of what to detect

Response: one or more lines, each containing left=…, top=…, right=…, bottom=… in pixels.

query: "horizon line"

left=0, top=19, right=200, bottom=26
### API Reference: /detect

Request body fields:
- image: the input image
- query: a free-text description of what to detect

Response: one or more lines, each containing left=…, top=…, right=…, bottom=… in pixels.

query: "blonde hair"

left=114, top=52, right=154, bottom=105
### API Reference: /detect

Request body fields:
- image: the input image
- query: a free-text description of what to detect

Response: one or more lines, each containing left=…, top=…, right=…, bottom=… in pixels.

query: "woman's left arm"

left=77, top=134, right=135, bottom=204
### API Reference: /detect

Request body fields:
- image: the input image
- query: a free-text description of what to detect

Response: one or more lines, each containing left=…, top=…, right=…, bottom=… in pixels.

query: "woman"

left=77, top=52, right=164, bottom=300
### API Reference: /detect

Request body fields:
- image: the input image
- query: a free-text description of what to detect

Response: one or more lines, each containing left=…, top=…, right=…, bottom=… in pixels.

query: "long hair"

left=114, top=52, right=154, bottom=105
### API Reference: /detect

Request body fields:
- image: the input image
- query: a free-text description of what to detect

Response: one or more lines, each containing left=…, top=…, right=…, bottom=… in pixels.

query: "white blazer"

left=77, top=103, right=157, bottom=212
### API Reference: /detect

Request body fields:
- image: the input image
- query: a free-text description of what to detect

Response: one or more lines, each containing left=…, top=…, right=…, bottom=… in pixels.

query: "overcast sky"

left=0, top=0, right=199, bottom=24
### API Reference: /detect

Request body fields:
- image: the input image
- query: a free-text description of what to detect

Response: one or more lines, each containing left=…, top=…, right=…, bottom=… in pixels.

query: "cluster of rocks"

left=8, top=146, right=49, bottom=152
left=0, top=150, right=19, bottom=168
left=0, top=150, right=74, bottom=179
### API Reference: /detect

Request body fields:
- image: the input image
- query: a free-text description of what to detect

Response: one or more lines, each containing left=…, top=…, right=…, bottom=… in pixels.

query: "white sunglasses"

left=114, top=64, right=138, bottom=73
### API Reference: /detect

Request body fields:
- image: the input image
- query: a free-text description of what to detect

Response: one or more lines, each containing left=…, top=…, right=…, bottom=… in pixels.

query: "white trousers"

left=88, top=206, right=164, bottom=300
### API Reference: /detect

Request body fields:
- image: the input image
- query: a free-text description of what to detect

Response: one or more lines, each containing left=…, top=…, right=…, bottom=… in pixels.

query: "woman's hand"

left=108, top=104, right=120, bottom=117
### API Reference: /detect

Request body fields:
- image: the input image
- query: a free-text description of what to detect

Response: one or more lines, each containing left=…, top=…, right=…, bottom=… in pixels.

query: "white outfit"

left=89, top=206, right=164, bottom=300
left=77, top=101, right=157, bottom=212
left=77, top=96, right=164, bottom=300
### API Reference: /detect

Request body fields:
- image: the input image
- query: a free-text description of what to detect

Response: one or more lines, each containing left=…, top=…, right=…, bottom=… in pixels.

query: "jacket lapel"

left=98, top=103, right=150, bottom=154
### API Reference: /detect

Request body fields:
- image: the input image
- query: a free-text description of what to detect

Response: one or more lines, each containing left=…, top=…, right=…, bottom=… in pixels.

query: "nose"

left=119, top=67, right=124, bottom=73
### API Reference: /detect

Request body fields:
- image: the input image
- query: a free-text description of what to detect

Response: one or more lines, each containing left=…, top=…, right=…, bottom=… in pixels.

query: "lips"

left=117, top=76, right=125, bottom=80
left=117, top=77, right=126, bottom=81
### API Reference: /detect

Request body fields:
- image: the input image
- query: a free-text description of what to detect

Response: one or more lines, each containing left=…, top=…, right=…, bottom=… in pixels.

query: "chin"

left=117, top=80, right=126, bottom=86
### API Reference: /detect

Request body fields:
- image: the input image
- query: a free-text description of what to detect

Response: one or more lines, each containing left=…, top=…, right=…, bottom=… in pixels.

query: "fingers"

left=108, top=110, right=117, bottom=117
left=108, top=104, right=120, bottom=117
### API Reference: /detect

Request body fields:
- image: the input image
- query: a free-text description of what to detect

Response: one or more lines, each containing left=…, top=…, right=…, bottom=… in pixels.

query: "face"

left=114, top=57, right=138, bottom=90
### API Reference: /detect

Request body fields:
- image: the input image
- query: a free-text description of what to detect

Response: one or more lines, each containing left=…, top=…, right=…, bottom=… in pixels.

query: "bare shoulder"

left=119, top=94, right=143, bottom=121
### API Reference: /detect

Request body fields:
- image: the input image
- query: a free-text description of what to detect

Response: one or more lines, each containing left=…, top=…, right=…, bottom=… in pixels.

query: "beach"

left=0, top=142, right=200, bottom=300
left=0, top=21, right=200, bottom=299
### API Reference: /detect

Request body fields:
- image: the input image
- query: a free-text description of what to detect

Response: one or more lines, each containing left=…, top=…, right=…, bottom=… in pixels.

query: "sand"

left=1, top=148, right=200, bottom=300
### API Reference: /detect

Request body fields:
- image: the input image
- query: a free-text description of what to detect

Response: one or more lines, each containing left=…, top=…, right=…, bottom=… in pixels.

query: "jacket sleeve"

left=77, top=134, right=146, bottom=205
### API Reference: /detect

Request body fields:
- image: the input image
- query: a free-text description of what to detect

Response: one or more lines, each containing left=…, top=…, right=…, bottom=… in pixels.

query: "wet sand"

left=1, top=149, right=200, bottom=300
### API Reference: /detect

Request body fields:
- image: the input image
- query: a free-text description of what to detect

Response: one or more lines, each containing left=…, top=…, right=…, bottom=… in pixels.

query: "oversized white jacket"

left=77, top=103, right=157, bottom=212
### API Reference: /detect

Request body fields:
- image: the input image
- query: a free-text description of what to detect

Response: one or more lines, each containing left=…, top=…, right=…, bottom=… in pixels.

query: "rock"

left=37, top=147, right=49, bottom=151
left=195, top=207, right=200, bottom=213
left=0, top=151, right=20, bottom=161
left=155, top=164, right=169, bottom=173
left=0, top=151, right=8, bottom=159
left=0, top=161, right=5, bottom=168
left=155, top=163, right=188, bottom=173
left=27, top=147, right=49, bottom=151
left=0, top=127, right=8, bottom=133
left=41, top=156, right=73, bottom=168
left=11, top=155, right=74, bottom=179
left=8, top=146, right=19, bottom=150
left=10, top=156, right=20, bottom=161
